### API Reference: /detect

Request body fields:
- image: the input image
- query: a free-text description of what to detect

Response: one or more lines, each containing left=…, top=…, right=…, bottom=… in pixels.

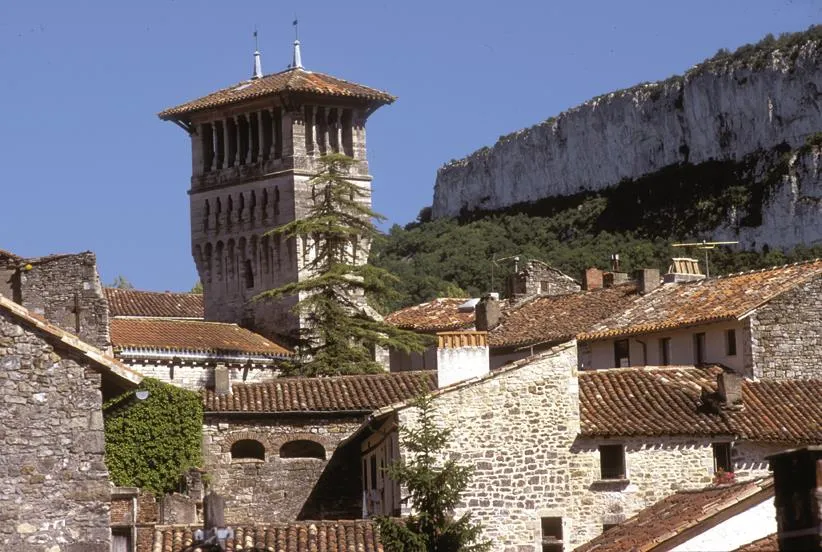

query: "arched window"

left=279, top=440, right=326, bottom=460
left=231, top=439, right=265, bottom=461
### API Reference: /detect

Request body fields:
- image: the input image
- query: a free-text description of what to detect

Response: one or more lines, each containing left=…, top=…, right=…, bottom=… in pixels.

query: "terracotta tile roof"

left=159, top=68, right=395, bottom=120
left=153, top=520, right=383, bottom=552
left=110, top=318, right=291, bottom=357
left=385, top=297, right=476, bottom=332
left=204, top=371, right=436, bottom=413
left=490, top=284, right=640, bottom=348
left=575, top=477, right=774, bottom=552
left=580, top=259, right=822, bottom=342
left=733, top=533, right=778, bottom=551
left=105, top=288, right=204, bottom=318
left=0, top=294, right=142, bottom=387
left=579, top=366, right=822, bottom=442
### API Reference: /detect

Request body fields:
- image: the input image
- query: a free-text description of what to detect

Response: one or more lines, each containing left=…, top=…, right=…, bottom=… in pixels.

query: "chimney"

left=582, top=268, right=603, bottom=291
left=436, top=331, right=489, bottom=387
left=767, top=446, right=822, bottom=550
left=475, top=293, right=500, bottom=331
left=635, top=268, right=661, bottom=294
left=664, top=257, right=706, bottom=284
left=214, top=364, right=231, bottom=396
left=716, top=372, right=743, bottom=408
left=603, top=272, right=629, bottom=288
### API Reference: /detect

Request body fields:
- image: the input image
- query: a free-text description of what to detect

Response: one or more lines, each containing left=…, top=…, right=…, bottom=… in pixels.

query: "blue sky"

left=1, top=1, right=819, bottom=291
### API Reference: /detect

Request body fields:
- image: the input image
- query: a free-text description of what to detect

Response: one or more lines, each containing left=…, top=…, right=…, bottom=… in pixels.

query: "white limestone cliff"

left=432, top=37, right=822, bottom=249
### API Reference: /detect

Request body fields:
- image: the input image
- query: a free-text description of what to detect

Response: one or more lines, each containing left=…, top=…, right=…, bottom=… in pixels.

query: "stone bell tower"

left=159, top=40, right=394, bottom=340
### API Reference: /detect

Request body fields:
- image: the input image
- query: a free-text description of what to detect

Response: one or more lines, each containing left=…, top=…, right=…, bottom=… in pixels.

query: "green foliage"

left=190, top=280, right=203, bottom=294
left=257, top=153, right=432, bottom=376
left=377, top=394, right=491, bottom=552
left=104, top=378, right=203, bottom=495
left=373, top=147, right=822, bottom=311
left=110, top=275, right=134, bottom=289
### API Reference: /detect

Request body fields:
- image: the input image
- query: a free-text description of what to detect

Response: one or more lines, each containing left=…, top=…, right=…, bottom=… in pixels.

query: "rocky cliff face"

left=432, top=34, right=822, bottom=248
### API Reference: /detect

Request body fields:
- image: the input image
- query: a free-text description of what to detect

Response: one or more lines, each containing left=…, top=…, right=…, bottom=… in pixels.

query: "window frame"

left=599, top=444, right=627, bottom=480
left=725, top=329, right=737, bottom=356
left=693, top=332, right=706, bottom=364
left=613, top=339, right=630, bottom=368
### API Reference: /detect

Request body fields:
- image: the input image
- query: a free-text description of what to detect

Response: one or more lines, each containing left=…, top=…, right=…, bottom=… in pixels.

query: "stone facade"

left=381, top=343, right=779, bottom=551
left=202, top=415, right=365, bottom=523
left=1, top=252, right=110, bottom=351
left=121, top=359, right=279, bottom=391
left=749, top=275, right=822, bottom=379
left=505, top=260, right=580, bottom=300
left=0, top=309, right=111, bottom=551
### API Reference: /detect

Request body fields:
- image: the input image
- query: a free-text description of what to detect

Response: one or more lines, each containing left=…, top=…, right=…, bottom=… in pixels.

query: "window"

left=243, top=259, right=254, bottom=289
left=713, top=442, right=733, bottom=473
left=541, top=517, right=563, bottom=552
left=659, top=337, right=671, bottom=366
left=614, top=339, right=630, bottom=368
left=599, top=444, right=626, bottom=480
left=725, top=329, right=737, bottom=356
left=693, top=332, right=706, bottom=364
left=231, top=439, right=265, bottom=461
left=540, top=280, right=550, bottom=293
left=279, top=440, right=326, bottom=460
left=111, top=528, right=133, bottom=552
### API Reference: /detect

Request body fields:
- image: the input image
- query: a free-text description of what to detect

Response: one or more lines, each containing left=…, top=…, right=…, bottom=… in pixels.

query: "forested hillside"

left=371, top=198, right=822, bottom=313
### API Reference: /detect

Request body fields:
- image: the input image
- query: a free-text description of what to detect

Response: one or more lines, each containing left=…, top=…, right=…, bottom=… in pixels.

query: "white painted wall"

left=123, top=360, right=279, bottom=391
left=672, top=496, right=776, bottom=552
left=585, top=320, right=747, bottom=373
left=437, top=346, right=490, bottom=387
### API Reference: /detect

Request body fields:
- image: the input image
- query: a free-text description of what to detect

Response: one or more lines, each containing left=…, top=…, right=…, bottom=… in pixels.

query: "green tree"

left=110, top=275, right=134, bottom=289
left=190, top=280, right=203, bottom=294
left=257, top=153, right=431, bottom=376
left=378, top=394, right=491, bottom=552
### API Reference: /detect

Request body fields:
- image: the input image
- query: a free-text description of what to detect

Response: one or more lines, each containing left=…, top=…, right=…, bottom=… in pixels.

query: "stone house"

left=199, top=371, right=435, bottom=524
left=0, top=292, right=142, bottom=551
left=353, top=333, right=822, bottom=551
left=106, top=288, right=292, bottom=390
left=579, top=259, right=822, bottom=378
left=574, top=477, right=775, bottom=552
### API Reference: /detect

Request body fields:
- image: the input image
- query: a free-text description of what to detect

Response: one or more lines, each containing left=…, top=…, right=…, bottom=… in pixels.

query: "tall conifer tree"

left=257, top=153, right=431, bottom=376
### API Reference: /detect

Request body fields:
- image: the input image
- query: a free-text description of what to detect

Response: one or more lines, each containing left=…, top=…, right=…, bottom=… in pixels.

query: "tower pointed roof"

left=159, top=67, right=394, bottom=120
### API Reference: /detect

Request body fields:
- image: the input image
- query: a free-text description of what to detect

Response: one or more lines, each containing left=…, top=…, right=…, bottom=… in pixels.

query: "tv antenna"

left=490, top=254, right=523, bottom=293
left=671, top=239, right=739, bottom=278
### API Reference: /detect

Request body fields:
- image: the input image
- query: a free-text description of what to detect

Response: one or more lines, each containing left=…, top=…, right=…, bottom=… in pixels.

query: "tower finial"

left=252, top=28, right=263, bottom=79
left=291, top=18, right=303, bottom=69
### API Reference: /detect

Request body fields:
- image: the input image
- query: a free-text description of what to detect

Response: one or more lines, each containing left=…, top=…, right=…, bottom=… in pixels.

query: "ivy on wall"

left=104, top=377, right=203, bottom=495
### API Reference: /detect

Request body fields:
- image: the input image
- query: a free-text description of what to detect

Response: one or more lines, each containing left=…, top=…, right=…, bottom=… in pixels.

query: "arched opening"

left=244, top=259, right=254, bottom=289
left=231, top=439, right=265, bottom=461
left=279, top=440, right=326, bottom=460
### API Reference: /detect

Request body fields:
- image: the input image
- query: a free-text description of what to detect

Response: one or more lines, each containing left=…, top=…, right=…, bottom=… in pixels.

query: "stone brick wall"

left=18, top=252, right=110, bottom=351
left=505, top=260, right=580, bottom=300
left=120, top=360, right=280, bottom=391
left=202, top=415, right=365, bottom=523
left=749, top=274, right=822, bottom=379
left=0, top=309, right=111, bottom=551
left=394, top=343, right=778, bottom=551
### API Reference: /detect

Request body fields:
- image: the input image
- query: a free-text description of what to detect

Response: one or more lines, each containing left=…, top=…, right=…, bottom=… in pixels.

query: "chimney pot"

left=635, top=268, right=661, bottom=294
left=582, top=268, right=603, bottom=291
left=475, top=294, right=501, bottom=331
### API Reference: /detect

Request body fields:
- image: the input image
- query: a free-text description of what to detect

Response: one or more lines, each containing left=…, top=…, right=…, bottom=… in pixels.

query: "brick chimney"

left=436, top=331, right=489, bottom=387
left=717, top=372, right=743, bottom=408
left=214, top=364, right=231, bottom=396
left=635, top=268, right=661, bottom=294
left=582, top=268, right=603, bottom=291
left=475, top=293, right=500, bottom=331
left=767, top=446, right=822, bottom=550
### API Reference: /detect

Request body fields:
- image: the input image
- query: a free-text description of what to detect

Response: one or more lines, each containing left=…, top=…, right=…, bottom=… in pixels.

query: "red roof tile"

left=385, top=298, right=476, bottom=332
left=579, top=366, right=822, bottom=442
left=575, top=478, right=774, bottom=552
left=153, top=520, right=383, bottom=552
left=159, top=68, right=395, bottom=119
left=105, top=288, right=204, bottom=318
left=581, top=259, right=822, bottom=342
left=733, top=533, right=778, bottom=551
left=110, top=318, right=290, bottom=356
left=204, top=371, right=436, bottom=413
left=490, top=284, right=639, bottom=348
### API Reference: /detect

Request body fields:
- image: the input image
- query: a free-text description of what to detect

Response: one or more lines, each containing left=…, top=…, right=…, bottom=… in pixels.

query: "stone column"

left=223, top=119, right=232, bottom=169
left=257, top=111, right=265, bottom=162
left=304, top=105, right=315, bottom=156
left=234, top=116, right=243, bottom=166
left=334, top=109, right=343, bottom=154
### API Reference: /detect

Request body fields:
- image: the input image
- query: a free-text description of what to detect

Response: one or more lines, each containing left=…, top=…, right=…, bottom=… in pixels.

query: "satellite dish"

left=135, top=390, right=150, bottom=401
